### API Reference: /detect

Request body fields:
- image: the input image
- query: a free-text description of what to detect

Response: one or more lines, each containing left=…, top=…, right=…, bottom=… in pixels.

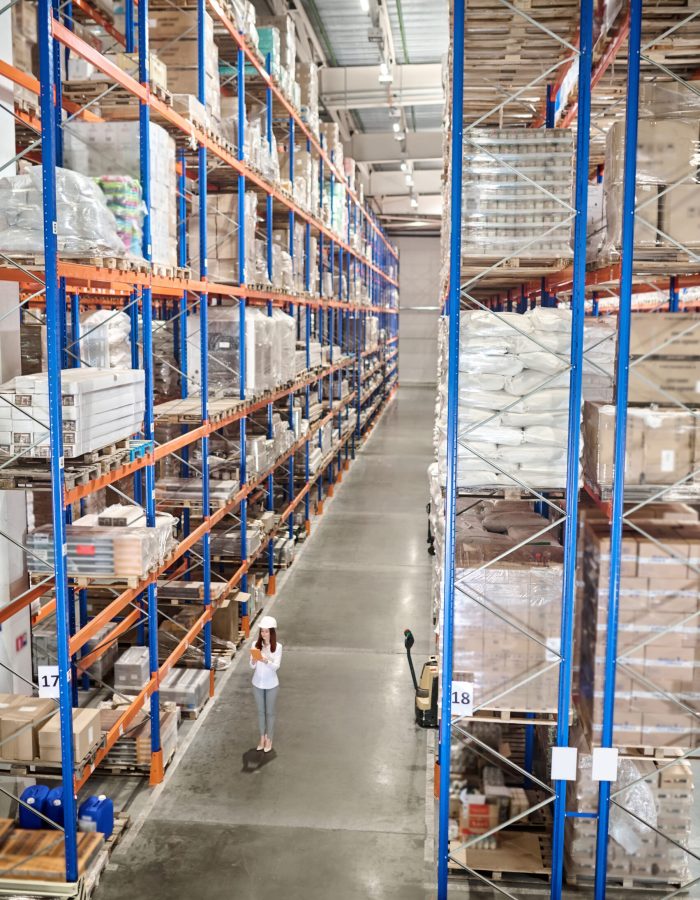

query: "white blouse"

left=250, top=642, right=283, bottom=689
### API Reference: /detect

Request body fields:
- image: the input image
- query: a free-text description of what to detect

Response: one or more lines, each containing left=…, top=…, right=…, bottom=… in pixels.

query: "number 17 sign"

left=38, top=666, right=61, bottom=699
left=451, top=680, right=474, bottom=718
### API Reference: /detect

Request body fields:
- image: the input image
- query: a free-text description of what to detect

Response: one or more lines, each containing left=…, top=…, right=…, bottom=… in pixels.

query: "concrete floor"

left=95, top=386, right=436, bottom=900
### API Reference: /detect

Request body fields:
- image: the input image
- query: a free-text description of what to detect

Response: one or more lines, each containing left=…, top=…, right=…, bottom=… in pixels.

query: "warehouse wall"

left=396, top=235, right=441, bottom=385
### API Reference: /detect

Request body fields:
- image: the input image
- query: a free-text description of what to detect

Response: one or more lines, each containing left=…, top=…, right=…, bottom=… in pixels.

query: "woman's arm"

left=264, top=645, right=282, bottom=671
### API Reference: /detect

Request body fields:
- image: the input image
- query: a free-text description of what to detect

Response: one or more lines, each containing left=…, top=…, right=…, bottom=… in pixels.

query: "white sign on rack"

left=37, top=665, right=61, bottom=699
left=451, top=680, right=474, bottom=718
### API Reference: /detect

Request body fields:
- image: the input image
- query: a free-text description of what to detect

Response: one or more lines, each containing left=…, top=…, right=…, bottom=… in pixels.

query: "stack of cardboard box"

left=578, top=518, right=700, bottom=749
left=0, top=695, right=101, bottom=764
left=148, top=4, right=221, bottom=130
left=454, top=537, right=563, bottom=715
left=604, top=119, right=700, bottom=258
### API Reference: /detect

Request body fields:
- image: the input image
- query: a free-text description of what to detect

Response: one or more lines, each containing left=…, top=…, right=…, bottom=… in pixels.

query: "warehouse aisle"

left=96, top=386, right=435, bottom=900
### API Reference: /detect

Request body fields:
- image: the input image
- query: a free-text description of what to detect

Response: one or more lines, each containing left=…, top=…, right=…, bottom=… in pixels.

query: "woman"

left=249, top=615, right=282, bottom=752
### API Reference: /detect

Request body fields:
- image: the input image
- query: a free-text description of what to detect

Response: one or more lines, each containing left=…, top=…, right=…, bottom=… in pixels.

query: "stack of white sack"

left=437, top=307, right=583, bottom=489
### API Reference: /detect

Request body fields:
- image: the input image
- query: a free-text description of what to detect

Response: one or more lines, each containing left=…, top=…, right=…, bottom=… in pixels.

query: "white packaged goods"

left=298, top=62, right=319, bottom=133
left=603, top=118, right=700, bottom=253
left=63, top=121, right=177, bottom=266
left=0, top=167, right=126, bottom=257
left=435, top=308, right=615, bottom=488
left=0, top=368, right=144, bottom=459
left=73, top=310, right=132, bottom=368
left=461, top=129, right=575, bottom=257
left=186, top=305, right=297, bottom=399
left=27, top=509, right=177, bottom=581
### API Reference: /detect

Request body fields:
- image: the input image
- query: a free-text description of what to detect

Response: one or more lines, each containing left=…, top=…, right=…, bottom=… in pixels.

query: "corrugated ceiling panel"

left=308, top=0, right=380, bottom=66
left=387, top=0, right=449, bottom=64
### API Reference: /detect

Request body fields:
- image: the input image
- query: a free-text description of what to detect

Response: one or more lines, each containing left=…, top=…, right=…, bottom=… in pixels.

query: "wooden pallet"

left=566, top=871, right=686, bottom=892
left=466, top=707, right=561, bottom=727
left=155, top=397, right=243, bottom=425
left=0, top=829, right=104, bottom=881
left=449, top=832, right=551, bottom=881
left=180, top=696, right=210, bottom=720
left=0, top=253, right=150, bottom=274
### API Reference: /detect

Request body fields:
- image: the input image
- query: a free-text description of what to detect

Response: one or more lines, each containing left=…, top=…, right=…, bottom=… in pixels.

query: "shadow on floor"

left=241, top=748, right=278, bottom=772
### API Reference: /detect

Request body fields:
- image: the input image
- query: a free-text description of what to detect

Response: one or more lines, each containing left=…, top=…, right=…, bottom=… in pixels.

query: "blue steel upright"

left=38, top=1, right=78, bottom=876
left=197, top=0, right=213, bottom=677
left=237, top=47, right=249, bottom=629
left=594, top=1, right=643, bottom=896
left=550, top=3, right=593, bottom=898
left=437, top=0, right=465, bottom=896
left=137, top=0, right=163, bottom=783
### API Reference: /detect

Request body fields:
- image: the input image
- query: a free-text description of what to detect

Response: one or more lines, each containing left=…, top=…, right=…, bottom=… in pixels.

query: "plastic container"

left=78, top=794, right=114, bottom=838
left=18, top=784, right=49, bottom=829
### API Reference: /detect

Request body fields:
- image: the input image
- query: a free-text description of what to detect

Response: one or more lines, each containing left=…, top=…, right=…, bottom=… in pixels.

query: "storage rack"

left=438, top=1, right=700, bottom=898
left=0, top=0, right=399, bottom=884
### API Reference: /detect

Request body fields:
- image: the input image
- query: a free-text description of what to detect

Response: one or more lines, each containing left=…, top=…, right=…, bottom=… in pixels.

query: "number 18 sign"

left=451, top=680, right=474, bottom=718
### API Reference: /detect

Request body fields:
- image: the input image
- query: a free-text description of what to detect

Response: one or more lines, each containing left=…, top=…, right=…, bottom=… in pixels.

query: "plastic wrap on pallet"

left=93, top=175, right=145, bottom=256
left=63, top=120, right=177, bottom=266
left=454, top=519, right=563, bottom=714
left=26, top=520, right=170, bottom=580
left=577, top=519, right=700, bottom=749
left=602, top=118, right=700, bottom=256
left=270, top=308, right=297, bottom=384
left=72, top=310, right=133, bottom=369
left=436, top=308, right=581, bottom=488
left=188, top=191, right=256, bottom=284
left=583, top=401, right=700, bottom=494
left=566, top=739, right=693, bottom=886
left=460, top=128, right=575, bottom=257
left=0, top=166, right=126, bottom=257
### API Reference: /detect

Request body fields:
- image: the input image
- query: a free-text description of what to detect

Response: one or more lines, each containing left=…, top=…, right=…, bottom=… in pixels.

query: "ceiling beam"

left=377, top=194, right=443, bottom=216
left=320, top=63, right=443, bottom=110
left=346, top=131, right=442, bottom=164
left=367, top=169, right=442, bottom=196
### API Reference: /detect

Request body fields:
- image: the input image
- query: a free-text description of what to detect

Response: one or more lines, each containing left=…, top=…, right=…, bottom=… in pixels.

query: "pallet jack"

left=404, top=629, right=438, bottom=728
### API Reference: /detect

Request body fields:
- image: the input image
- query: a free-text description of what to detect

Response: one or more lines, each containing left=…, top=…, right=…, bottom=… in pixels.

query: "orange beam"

left=77, top=608, right=142, bottom=672
left=0, top=579, right=55, bottom=628
left=0, top=59, right=102, bottom=122
left=71, top=0, right=127, bottom=47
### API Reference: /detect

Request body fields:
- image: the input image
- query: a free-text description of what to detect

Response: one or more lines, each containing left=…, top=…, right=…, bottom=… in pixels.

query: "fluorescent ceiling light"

left=400, top=161, right=408, bottom=172
left=410, top=196, right=418, bottom=209
left=379, top=61, right=389, bottom=76
left=405, top=173, right=413, bottom=185
left=360, top=0, right=369, bottom=10
left=392, top=121, right=400, bottom=133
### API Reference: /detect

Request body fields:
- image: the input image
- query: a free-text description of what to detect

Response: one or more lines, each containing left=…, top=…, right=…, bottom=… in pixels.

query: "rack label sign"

left=38, top=666, right=60, bottom=699
left=451, top=680, right=474, bottom=718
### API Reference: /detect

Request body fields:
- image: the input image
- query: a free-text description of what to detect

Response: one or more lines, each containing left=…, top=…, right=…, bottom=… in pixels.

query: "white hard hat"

left=259, top=615, right=277, bottom=630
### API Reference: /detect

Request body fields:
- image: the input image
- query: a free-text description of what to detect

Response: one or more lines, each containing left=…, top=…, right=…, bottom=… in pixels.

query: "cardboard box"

left=38, top=707, right=101, bottom=763
left=0, top=698, right=56, bottom=761
left=211, top=592, right=248, bottom=643
left=628, top=357, right=700, bottom=405
left=629, top=313, right=700, bottom=358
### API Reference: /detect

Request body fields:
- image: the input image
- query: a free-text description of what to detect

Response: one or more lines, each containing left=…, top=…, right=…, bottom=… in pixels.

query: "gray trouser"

left=253, top=685, right=279, bottom=739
